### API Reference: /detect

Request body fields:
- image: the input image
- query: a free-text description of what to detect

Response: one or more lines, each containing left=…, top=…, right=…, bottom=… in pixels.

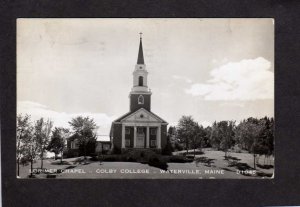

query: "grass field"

left=17, top=149, right=274, bottom=179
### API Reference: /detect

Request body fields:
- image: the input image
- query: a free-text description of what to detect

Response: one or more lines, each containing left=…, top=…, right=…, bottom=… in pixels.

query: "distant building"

left=95, top=135, right=111, bottom=154
left=65, top=134, right=80, bottom=158
left=66, top=135, right=111, bottom=157
left=110, top=34, right=168, bottom=153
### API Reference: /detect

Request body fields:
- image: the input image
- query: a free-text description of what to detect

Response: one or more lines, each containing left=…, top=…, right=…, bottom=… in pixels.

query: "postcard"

left=16, top=18, right=274, bottom=179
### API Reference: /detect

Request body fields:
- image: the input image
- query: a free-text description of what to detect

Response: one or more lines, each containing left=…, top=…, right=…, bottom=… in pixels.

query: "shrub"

left=162, top=136, right=174, bottom=155
left=55, top=156, right=62, bottom=160
left=101, top=150, right=109, bottom=155
left=89, top=153, right=98, bottom=161
left=89, top=156, right=98, bottom=161
left=78, top=139, right=96, bottom=156
left=174, top=142, right=184, bottom=151
left=112, top=145, right=121, bottom=154
left=186, top=155, right=195, bottom=159
left=46, top=174, right=56, bottom=178
left=97, top=154, right=129, bottom=162
left=127, top=157, right=137, bottom=162
left=231, top=144, right=242, bottom=153
left=182, top=151, right=204, bottom=156
left=64, top=149, right=79, bottom=158
left=148, top=155, right=168, bottom=170
left=102, top=156, right=117, bottom=161
left=162, top=143, right=174, bottom=155
left=124, top=149, right=157, bottom=162
left=20, top=157, right=29, bottom=166
left=167, top=155, right=193, bottom=163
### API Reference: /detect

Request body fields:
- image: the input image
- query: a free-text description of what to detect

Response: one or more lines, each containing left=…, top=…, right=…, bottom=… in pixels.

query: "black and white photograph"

left=16, top=18, right=274, bottom=179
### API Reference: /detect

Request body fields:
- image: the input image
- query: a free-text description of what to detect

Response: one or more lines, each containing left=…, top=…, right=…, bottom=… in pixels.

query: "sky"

left=17, top=18, right=274, bottom=140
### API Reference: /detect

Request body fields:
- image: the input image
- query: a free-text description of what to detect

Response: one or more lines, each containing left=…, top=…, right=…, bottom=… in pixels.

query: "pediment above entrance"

left=121, top=108, right=166, bottom=123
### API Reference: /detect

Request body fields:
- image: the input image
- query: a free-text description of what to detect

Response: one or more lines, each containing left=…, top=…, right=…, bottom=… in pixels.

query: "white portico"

left=120, top=108, right=167, bottom=150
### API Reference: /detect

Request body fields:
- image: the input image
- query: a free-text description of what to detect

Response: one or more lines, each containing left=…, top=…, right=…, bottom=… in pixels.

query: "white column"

left=121, top=124, right=125, bottom=148
left=157, top=126, right=161, bottom=149
left=146, top=127, right=150, bottom=148
left=134, top=126, right=137, bottom=148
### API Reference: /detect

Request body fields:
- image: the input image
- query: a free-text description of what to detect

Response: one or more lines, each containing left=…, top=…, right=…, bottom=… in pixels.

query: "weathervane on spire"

left=139, top=32, right=143, bottom=39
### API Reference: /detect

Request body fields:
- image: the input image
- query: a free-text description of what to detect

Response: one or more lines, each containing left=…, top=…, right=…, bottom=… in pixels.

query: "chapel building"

left=110, top=34, right=168, bottom=153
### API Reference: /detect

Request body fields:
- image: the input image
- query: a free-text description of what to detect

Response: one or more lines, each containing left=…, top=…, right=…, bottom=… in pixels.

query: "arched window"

left=138, top=76, right=143, bottom=86
left=138, top=95, right=144, bottom=104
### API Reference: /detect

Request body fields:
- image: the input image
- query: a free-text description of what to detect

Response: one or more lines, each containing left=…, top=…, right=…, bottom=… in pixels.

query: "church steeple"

left=129, top=33, right=152, bottom=112
left=137, top=32, right=144, bottom=64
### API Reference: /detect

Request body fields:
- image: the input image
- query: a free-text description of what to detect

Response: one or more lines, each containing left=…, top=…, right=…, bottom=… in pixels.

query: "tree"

left=235, top=118, right=265, bottom=169
left=265, top=117, right=274, bottom=164
left=68, top=116, right=97, bottom=161
left=210, top=121, right=235, bottom=158
left=261, top=117, right=274, bottom=157
left=22, top=122, right=40, bottom=177
left=203, top=126, right=212, bottom=148
left=47, top=127, right=70, bottom=163
left=34, top=118, right=53, bottom=169
left=193, top=124, right=207, bottom=153
left=220, top=121, right=235, bottom=158
left=168, top=126, right=176, bottom=137
left=167, top=126, right=178, bottom=150
left=210, top=121, right=221, bottom=150
left=255, top=117, right=274, bottom=165
left=176, top=116, right=198, bottom=155
left=16, top=114, right=33, bottom=177
left=162, top=136, right=174, bottom=155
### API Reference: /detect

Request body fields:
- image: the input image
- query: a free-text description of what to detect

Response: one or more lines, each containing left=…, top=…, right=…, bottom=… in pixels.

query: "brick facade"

left=130, top=93, right=151, bottom=112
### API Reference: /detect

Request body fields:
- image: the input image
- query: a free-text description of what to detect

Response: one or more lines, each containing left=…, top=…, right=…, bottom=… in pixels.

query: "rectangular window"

left=125, top=128, right=130, bottom=135
left=150, top=128, right=157, bottom=135
left=125, top=139, right=130, bottom=147
left=151, top=140, right=156, bottom=147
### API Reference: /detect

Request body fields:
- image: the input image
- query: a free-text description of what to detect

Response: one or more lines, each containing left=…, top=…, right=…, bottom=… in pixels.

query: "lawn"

left=18, top=149, right=274, bottom=179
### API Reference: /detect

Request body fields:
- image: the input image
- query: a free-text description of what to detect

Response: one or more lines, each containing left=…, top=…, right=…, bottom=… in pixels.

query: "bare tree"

left=34, top=118, right=53, bottom=169
left=23, top=128, right=39, bottom=177
left=16, top=114, right=33, bottom=177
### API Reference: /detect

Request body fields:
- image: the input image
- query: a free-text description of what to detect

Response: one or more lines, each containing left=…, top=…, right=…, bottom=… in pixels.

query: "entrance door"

left=136, top=127, right=145, bottom=148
